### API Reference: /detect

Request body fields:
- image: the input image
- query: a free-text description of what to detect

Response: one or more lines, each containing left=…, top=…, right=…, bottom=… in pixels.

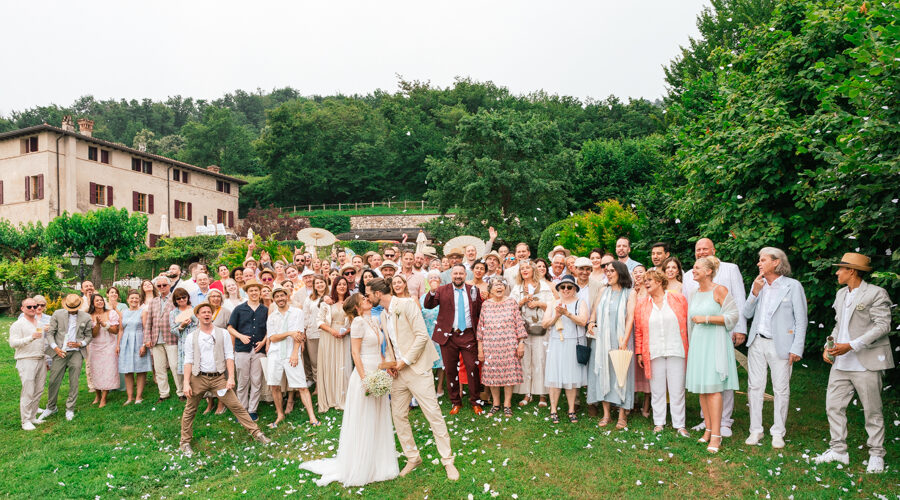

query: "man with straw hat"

left=227, top=281, right=268, bottom=421
left=814, top=252, right=894, bottom=474
left=40, top=294, right=93, bottom=421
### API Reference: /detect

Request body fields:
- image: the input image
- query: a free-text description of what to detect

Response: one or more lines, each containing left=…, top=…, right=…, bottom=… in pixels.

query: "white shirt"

left=648, top=298, right=684, bottom=359
left=834, top=287, right=866, bottom=372
left=64, top=313, right=80, bottom=351
left=576, top=282, right=590, bottom=304
left=266, top=306, right=305, bottom=359
left=451, top=285, right=473, bottom=330
left=755, top=276, right=785, bottom=338
left=682, top=260, right=748, bottom=334
left=184, top=327, right=234, bottom=373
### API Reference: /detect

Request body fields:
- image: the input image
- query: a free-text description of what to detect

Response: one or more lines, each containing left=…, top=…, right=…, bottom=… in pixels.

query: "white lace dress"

left=300, top=315, right=399, bottom=487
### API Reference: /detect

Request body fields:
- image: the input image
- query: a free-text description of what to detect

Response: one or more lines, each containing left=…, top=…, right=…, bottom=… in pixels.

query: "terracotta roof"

left=0, top=124, right=248, bottom=185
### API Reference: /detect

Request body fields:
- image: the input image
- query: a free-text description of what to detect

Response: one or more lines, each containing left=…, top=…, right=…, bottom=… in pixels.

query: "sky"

left=2, top=0, right=709, bottom=114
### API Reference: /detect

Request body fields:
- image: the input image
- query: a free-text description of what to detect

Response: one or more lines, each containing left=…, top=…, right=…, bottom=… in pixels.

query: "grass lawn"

left=1, top=315, right=897, bottom=499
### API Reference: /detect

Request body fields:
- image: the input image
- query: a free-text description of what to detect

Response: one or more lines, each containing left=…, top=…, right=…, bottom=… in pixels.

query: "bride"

left=301, top=294, right=400, bottom=486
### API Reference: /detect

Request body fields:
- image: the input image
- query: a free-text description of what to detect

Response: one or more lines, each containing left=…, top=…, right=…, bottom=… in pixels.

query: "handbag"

left=573, top=300, right=591, bottom=365
left=520, top=290, right=546, bottom=336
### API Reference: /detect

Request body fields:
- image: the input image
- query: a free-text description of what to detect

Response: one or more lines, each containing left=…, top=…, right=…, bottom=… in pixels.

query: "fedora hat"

left=555, top=275, right=580, bottom=292
left=445, top=247, right=465, bottom=258
left=832, top=252, right=873, bottom=272
left=63, top=294, right=83, bottom=312
left=270, top=283, right=290, bottom=297
left=547, top=245, right=571, bottom=260
left=483, top=251, right=502, bottom=264
left=193, top=302, right=214, bottom=316
left=243, top=280, right=263, bottom=292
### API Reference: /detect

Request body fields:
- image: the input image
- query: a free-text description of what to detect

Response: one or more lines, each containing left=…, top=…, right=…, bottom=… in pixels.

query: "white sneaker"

left=720, top=426, right=733, bottom=438
left=30, top=418, right=44, bottom=425
left=772, top=435, right=785, bottom=449
left=691, top=421, right=706, bottom=431
left=65, top=411, right=75, bottom=421
left=38, top=408, right=56, bottom=420
left=22, top=421, right=36, bottom=431
left=813, top=448, right=850, bottom=465
left=744, top=432, right=764, bottom=445
left=866, top=455, right=885, bottom=474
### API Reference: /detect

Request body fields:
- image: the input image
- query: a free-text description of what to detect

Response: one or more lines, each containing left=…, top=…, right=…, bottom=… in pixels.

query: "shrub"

left=0, top=257, right=68, bottom=309
left=138, top=235, right=226, bottom=267
left=308, top=215, right=351, bottom=234
left=213, top=236, right=293, bottom=270
left=343, top=240, right=381, bottom=257
left=537, top=200, right=645, bottom=260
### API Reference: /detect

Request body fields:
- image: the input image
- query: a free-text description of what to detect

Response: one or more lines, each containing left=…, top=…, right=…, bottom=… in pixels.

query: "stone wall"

left=349, top=213, right=453, bottom=229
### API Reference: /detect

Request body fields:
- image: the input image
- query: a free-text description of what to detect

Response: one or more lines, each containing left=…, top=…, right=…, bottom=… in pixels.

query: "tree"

left=537, top=201, right=646, bottom=262
left=424, top=109, right=572, bottom=246
left=0, top=257, right=67, bottom=308
left=178, top=107, right=261, bottom=175
left=0, top=220, right=45, bottom=261
left=44, top=208, right=148, bottom=285
left=573, top=135, right=667, bottom=211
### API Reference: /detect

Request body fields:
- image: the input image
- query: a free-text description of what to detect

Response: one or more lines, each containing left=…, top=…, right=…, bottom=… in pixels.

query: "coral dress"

left=476, top=298, right=528, bottom=386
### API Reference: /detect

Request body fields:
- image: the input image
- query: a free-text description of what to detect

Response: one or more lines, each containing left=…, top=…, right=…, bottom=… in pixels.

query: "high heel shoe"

left=698, top=430, right=712, bottom=444
left=707, top=434, right=722, bottom=453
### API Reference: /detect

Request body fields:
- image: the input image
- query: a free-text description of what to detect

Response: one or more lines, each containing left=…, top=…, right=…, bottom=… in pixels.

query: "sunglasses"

left=384, top=254, right=395, bottom=258
left=343, top=270, right=357, bottom=276
left=177, top=296, right=188, bottom=300
left=24, top=305, right=38, bottom=309
left=558, top=285, right=575, bottom=290
left=36, top=304, right=46, bottom=307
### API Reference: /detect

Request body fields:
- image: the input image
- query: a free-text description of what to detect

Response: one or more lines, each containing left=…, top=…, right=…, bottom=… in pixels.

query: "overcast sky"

left=2, top=0, right=708, bottom=115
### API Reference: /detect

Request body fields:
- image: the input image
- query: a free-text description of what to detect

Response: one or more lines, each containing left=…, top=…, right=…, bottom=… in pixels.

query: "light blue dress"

left=169, top=308, right=197, bottom=374
left=118, top=309, right=151, bottom=374
left=420, top=294, right=443, bottom=369
left=685, top=289, right=740, bottom=393
left=586, top=289, right=634, bottom=409
left=544, top=299, right=588, bottom=389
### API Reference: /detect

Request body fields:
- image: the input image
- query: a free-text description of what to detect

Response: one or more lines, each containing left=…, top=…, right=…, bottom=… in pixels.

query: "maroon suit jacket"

left=423, top=282, right=483, bottom=346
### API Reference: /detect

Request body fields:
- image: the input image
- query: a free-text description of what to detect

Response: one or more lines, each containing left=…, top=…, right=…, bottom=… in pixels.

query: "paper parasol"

left=175, top=309, right=193, bottom=324
left=608, top=349, right=633, bottom=388
left=443, top=235, right=485, bottom=257
left=159, top=214, right=170, bottom=237
left=247, top=228, right=254, bottom=240
left=298, top=228, right=338, bottom=258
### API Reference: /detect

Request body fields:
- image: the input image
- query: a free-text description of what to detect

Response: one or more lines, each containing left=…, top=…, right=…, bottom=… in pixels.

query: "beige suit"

left=825, top=281, right=894, bottom=458
left=384, top=297, right=453, bottom=465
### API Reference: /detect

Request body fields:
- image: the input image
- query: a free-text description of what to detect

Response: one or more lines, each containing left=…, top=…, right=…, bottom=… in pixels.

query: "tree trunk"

left=92, top=258, right=104, bottom=288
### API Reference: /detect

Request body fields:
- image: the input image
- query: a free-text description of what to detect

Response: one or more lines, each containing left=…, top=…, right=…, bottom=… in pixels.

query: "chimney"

left=77, top=118, right=94, bottom=137
left=61, top=115, right=75, bottom=132
left=206, top=165, right=220, bottom=173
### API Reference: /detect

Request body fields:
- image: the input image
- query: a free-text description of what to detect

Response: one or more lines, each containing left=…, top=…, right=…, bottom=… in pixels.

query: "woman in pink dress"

left=477, top=276, right=527, bottom=418
left=88, top=294, right=120, bottom=408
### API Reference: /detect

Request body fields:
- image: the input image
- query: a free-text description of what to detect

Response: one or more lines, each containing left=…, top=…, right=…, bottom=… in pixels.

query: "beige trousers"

left=46, top=350, right=83, bottom=412
left=826, top=368, right=885, bottom=457
left=515, top=334, right=548, bottom=396
left=303, top=338, right=319, bottom=386
left=16, top=358, right=47, bottom=424
left=180, top=373, right=262, bottom=446
left=391, top=367, right=454, bottom=465
left=151, top=344, right=183, bottom=398
left=234, top=351, right=265, bottom=412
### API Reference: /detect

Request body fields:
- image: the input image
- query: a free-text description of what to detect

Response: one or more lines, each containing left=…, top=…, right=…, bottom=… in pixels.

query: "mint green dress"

left=685, top=288, right=739, bottom=394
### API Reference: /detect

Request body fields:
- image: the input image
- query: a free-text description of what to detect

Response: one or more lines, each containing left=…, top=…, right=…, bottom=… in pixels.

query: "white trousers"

left=17, top=358, right=47, bottom=424
left=151, top=344, right=183, bottom=398
left=747, top=337, right=792, bottom=437
left=649, top=356, right=686, bottom=428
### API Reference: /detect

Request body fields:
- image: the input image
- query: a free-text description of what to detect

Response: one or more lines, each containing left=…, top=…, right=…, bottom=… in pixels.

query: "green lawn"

left=1, top=315, right=896, bottom=498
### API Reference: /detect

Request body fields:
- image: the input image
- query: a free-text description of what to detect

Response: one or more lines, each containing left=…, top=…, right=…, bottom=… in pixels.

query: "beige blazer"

left=830, top=281, right=894, bottom=371
left=387, top=296, right=438, bottom=375
left=44, top=309, right=93, bottom=357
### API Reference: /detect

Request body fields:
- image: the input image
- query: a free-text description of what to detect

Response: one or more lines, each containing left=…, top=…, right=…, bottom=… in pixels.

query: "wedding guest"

left=40, top=294, right=93, bottom=421
left=650, top=242, right=671, bottom=272
left=511, top=261, right=552, bottom=408
left=169, top=288, right=197, bottom=401
left=189, top=272, right=212, bottom=306
left=685, top=256, right=740, bottom=454
left=223, top=279, right=245, bottom=310
left=180, top=303, right=271, bottom=456
left=227, top=282, right=268, bottom=421
left=631, top=265, right=652, bottom=419
left=589, top=249, right=607, bottom=281
left=144, top=276, right=181, bottom=401
left=587, top=261, right=636, bottom=430
left=265, top=285, right=318, bottom=428
left=634, top=270, right=689, bottom=436
left=615, top=237, right=641, bottom=272
left=477, top=276, right=527, bottom=417
left=743, top=247, right=807, bottom=449
left=440, top=248, right=473, bottom=285
left=106, top=286, right=127, bottom=313
left=663, top=257, right=684, bottom=294
left=117, top=290, right=151, bottom=404
left=210, top=264, right=230, bottom=293
left=533, top=258, right=555, bottom=295
left=424, top=264, right=484, bottom=415
left=299, top=275, right=328, bottom=402
left=483, top=251, right=503, bottom=280
left=316, top=276, right=352, bottom=412
left=814, top=253, right=894, bottom=474
left=541, top=275, right=588, bottom=424
left=88, top=294, right=120, bottom=408
left=468, top=260, right=489, bottom=299
left=139, top=279, right=158, bottom=310
left=10, top=298, right=47, bottom=430
left=422, top=271, right=445, bottom=397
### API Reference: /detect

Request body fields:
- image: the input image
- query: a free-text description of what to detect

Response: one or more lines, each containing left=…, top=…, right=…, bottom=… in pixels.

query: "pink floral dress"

left=476, top=297, right=527, bottom=386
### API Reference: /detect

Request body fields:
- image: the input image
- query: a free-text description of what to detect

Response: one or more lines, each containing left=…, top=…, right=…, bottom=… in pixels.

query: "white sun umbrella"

left=443, top=235, right=485, bottom=258
left=159, top=214, right=170, bottom=237
left=247, top=227, right=254, bottom=240
left=415, top=230, right=428, bottom=254
left=297, top=227, right=338, bottom=259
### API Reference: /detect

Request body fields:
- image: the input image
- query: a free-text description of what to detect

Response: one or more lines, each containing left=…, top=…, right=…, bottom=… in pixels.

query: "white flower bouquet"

left=362, top=370, right=393, bottom=397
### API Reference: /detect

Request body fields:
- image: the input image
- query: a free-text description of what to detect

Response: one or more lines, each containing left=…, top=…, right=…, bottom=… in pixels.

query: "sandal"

left=310, top=420, right=322, bottom=427
left=698, top=430, right=712, bottom=444
left=568, top=412, right=578, bottom=423
left=518, top=395, right=532, bottom=407
left=677, top=428, right=690, bottom=438
left=537, top=400, right=548, bottom=407
left=598, top=416, right=611, bottom=427
left=487, top=405, right=501, bottom=417
left=616, top=415, right=628, bottom=430
left=707, top=434, right=722, bottom=453
left=550, top=412, right=560, bottom=424
left=503, top=406, right=513, bottom=417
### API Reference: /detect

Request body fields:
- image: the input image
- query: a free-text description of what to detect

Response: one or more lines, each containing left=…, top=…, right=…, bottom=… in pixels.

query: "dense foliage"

left=0, top=220, right=46, bottom=261
left=138, top=235, right=227, bottom=267
left=235, top=205, right=309, bottom=241
left=306, top=215, right=351, bottom=235
left=0, top=256, right=67, bottom=307
left=539, top=201, right=646, bottom=262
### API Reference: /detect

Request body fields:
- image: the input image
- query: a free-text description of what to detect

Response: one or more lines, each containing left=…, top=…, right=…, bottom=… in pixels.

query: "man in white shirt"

left=682, top=237, right=747, bottom=437
left=547, top=253, right=568, bottom=284
left=41, top=294, right=93, bottom=421
left=503, top=242, right=531, bottom=282
left=9, top=298, right=47, bottom=430
left=265, top=285, right=316, bottom=428
left=180, top=303, right=270, bottom=456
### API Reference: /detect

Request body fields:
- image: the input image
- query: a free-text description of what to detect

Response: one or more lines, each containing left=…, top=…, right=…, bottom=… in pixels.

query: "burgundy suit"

left=424, top=283, right=483, bottom=406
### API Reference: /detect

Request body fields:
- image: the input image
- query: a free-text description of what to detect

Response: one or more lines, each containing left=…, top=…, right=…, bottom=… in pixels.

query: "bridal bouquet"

left=362, top=370, right=393, bottom=397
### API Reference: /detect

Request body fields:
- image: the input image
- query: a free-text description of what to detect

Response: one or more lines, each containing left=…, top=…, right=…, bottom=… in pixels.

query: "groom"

left=365, top=278, right=459, bottom=480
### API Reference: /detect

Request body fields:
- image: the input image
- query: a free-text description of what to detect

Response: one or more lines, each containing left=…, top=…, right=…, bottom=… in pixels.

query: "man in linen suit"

left=424, top=264, right=484, bottom=414
left=814, top=253, right=894, bottom=474
left=365, top=278, right=459, bottom=481
left=40, top=294, right=93, bottom=421
left=742, top=247, right=808, bottom=449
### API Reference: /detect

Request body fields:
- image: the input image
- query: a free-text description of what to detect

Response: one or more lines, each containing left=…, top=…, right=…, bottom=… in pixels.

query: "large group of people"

left=8, top=232, right=894, bottom=483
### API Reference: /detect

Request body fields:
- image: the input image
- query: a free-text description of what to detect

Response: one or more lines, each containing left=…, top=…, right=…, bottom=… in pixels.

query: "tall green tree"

left=0, top=221, right=45, bottom=261
left=44, top=208, right=148, bottom=285
left=178, top=107, right=260, bottom=175
left=424, top=109, right=572, bottom=245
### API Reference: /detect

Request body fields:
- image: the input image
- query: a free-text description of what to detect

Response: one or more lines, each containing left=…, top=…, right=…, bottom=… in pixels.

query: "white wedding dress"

left=301, top=315, right=399, bottom=487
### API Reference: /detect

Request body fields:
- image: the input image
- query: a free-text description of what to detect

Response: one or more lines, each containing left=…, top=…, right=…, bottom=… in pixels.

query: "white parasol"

left=443, top=235, right=485, bottom=258
left=247, top=228, right=254, bottom=240
left=298, top=227, right=338, bottom=259
left=159, top=214, right=170, bottom=237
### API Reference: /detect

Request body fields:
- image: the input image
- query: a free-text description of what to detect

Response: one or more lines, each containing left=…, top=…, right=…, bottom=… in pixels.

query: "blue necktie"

left=456, top=287, right=466, bottom=330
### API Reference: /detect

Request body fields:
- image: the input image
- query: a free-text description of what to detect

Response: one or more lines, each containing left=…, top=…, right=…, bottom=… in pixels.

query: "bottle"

left=825, top=336, right=835, bottom=362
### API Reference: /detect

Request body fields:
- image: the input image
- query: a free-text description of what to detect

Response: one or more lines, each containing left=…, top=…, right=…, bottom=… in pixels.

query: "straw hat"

left=445, top=247, right=465, bottom=258
left=832, top=252, right=873, bottom=272
left=193, top=302, right=214, bottom=316
left=547, top=245, right=571, bottom=260
left=243, top=280, right=263, bottom=292
left=271, top=284, right=290, bottom=298
left=62, top=294, right=83, bottom=312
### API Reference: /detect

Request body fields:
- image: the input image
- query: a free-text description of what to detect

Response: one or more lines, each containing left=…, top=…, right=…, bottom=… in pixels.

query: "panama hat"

left=832, top=252, right=873, bottom=272
left=63, top=294, right=83, bottom=312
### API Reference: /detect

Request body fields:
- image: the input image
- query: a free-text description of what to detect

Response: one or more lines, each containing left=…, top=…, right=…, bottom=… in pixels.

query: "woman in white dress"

left=301, top=293, right=399, bottom=487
